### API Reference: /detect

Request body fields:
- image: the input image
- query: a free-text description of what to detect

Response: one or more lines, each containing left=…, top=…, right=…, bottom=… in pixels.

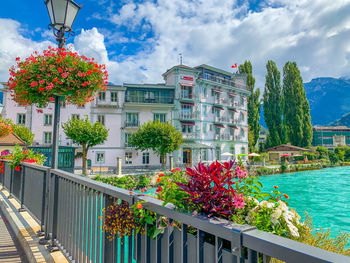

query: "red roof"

left=0, top=132, right=26, bottom=146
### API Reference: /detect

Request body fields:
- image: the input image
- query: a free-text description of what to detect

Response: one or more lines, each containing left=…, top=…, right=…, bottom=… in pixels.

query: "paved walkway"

left=0, top=209, right=28, bottom=263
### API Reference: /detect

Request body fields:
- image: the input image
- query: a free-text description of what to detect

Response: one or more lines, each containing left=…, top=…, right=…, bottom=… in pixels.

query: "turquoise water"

left=258, top=166, right=350, bottom=235
left=147, top=166, right=350, bottom=235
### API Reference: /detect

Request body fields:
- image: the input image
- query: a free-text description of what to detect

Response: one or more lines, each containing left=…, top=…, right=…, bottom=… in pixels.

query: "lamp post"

left=45, top=0, right=81, bottom=169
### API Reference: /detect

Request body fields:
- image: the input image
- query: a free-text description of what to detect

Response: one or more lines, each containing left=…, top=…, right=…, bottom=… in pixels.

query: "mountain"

left=304, top=77, right=350, bottom=126
left=259, top=77, right=350, bottom=128
left=330, top=112, right=350, bottom=127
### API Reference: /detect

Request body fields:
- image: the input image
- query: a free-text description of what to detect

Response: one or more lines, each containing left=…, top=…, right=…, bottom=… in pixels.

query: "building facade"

left=0, top=64, right=249, bottom=171
left=312, top=126, right=350, bottom=149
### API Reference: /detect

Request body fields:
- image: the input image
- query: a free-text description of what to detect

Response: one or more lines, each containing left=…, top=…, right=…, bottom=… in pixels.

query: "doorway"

left=183, top=148, right=192, bottom=165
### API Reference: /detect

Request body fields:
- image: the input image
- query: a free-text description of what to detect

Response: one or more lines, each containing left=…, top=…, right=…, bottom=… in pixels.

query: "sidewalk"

left=0, top=209, right=28, bottom=262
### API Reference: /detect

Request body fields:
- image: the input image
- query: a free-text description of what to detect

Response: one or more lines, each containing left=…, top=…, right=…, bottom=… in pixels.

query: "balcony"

left=125, top=95, right=174, bottom=104
left=179, top=93, right=196, bottom=100
left=214, top=97, right=229, bottom=105
left=214, top=116, right=230, bottom=123
left=125, top=121, right=139, bottom=128
left=178, top=112, right=197, bottom=120
left=183, top=132, right=197, bottom=139
left=0, top=161, right=348, bottom=263
left=96, top=99, right=119, bottom=108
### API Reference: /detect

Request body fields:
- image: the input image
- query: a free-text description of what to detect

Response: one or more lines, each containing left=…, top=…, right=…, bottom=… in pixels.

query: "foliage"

left=62, top=116, right=108, bottom=175
left=263, top=60, right=284, bottom=147
left=0, top=122, right=12, bottom=138
left=93, top=174, right=151, bottom=191
left=7, top=46, right=108, bottom=107
left=102, top=199, right=136, bottom=242
left=280, top=161, right=287, bottom=173
left=334, top=146, right=350, bottom=162
left=2, top=144, right=46, bottom=170
left=315, top=146, right=329, bottom=159
left=129, top=120, right=183, bottom=167
left=155, top=169, right=189, bottom=210
left=239, top=61, right=260, bottom=150
left=282, top=62, right=312, bottom=147
left=302, top=151, right=317, bottom=161
left=11, top=124, right=34, bottom=145
left=176, top=161, right=246, bottom=219
left=328, top=151, right=339, bottom=165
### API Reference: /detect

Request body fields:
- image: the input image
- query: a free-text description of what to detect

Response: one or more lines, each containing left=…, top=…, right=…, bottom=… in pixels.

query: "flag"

left=231, top=63, right=237, bottom=68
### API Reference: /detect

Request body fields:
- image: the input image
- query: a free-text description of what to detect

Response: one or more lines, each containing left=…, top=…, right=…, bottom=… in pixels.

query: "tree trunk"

left=82, top=144, right=88, bottom=176
left=161, top=153, right=166, bottom=170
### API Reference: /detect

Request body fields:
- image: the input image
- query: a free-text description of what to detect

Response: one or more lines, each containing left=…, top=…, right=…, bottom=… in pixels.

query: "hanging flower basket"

left=7, top=46, right=108, bottom=107
left=0, top=122, right=12, bottom=138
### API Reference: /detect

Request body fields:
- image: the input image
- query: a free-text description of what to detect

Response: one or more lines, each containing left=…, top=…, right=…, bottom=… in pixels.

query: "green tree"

left=0, top=117, right=34, bottom=145
left=328, top=151, right=339, bottom=165
left=129, top=120, right=183, bottom=169
left=316, top=146, right=329, bottom=159
left=263, top=60, right=284, bottom=147
left=283, top=62, right=312, bottom=147
left=11, top=124, right=34, bottom=145
left=62, top=116, right=108, bottom=176
left=239, top=61, right=260, bottom=150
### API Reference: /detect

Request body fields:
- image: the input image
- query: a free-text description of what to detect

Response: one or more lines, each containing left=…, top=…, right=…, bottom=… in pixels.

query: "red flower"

left=273, top=185, right=278, bottom=189
left=58, top=68, right=63, bottom=73
left=30, top=81, right=38, bottom=87
left=136, top=203, right=143, bottom=209
left=15, top=166, right=21, bottom=171
left=283, top=194, right=289, bottom=199
left=49, top=97, right=54, bottom=102
left=15, top=57, right=20, bottom=61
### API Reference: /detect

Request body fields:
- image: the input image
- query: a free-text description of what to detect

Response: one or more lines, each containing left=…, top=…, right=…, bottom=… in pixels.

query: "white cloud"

left=1, top=0, right=350, bottom=89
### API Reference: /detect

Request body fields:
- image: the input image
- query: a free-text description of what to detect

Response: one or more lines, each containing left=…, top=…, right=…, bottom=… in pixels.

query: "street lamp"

left=45, top=0, right=81, bottom=48
left=45, top=0, right=81, bottom=169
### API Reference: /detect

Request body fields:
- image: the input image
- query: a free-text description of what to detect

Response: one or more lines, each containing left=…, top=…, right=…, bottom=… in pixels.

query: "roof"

left=162, top=64, right=200, bottom=77
left=265, top=144, right=309, bottom=152
left=0, top=132, right=26, bottom=146
left=195, top=64, right=234, bottom=77
left=313, top=126, right=350, bottom=131
left=123, top=83, right=175, bottom=90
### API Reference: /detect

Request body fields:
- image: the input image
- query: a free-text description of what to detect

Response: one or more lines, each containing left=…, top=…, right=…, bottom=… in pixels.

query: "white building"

left=0, top=64, right=249, bottom=172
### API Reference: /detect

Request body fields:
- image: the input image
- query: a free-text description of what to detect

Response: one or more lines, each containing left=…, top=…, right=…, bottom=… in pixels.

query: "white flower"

left=259, top=200, right=275, bottom=209
left=270, top=208, right=283, bottom=225
left=277, top=200, right=289, bottom=212
left=287, top=222, right=300, bottom=237
left=247, top=196, right=259, bottom=205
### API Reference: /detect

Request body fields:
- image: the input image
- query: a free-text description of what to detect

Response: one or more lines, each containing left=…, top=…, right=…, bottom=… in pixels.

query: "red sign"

left=182, top=76, right=193, bottom=81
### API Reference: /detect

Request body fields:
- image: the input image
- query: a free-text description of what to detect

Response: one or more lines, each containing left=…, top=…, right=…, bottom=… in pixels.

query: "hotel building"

left=0, top=64, right=249, bottom=171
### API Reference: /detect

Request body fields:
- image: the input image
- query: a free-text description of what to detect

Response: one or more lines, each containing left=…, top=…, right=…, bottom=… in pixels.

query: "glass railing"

left=125, top=96, right=174, bottom=104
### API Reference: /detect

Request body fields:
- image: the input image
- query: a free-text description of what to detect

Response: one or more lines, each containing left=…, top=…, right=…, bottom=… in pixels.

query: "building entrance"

left=183, top=148, right=192, bottom=165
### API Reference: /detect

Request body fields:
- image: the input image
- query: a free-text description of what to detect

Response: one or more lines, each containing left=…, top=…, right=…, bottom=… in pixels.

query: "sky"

left=0, top=0, right=350, bottom=89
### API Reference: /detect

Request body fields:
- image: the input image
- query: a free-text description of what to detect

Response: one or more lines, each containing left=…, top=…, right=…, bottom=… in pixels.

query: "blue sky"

left=1, top=0, right=350, bottom=87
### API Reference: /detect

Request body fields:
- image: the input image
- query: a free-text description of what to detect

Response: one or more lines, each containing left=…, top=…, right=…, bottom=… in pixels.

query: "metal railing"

left=178, top=112, right=197, bottom=120
left=125, top=121, right=140, bottom=128
left=198, top=73, right=250, bottom=92
left=125, top=95, right=174, bottom=104
left=183, top=132, right=197, bottom=139
left=0, top=160, right=349, bottom=263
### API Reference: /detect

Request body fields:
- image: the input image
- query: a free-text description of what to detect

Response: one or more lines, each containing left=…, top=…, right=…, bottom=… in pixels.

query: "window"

left=154, top=113, right=166, bottom=123
left=72, top=114, right=80, bottom=120
left=215, top=147, right=221, bottom=160
left=44, top=114, right=52, bottom=126
left=202, top=123, right=207, bottom=133
left=98, top=91, right=106, bottom=101
left=96, top=152, right=105, bottom=164
left=125, top=133, right=132, bottom=147
left=201, top=87, right=207, bottom=97
left=125, top=152, right=132, bottom=164
left=210, top=124, right=213, bottom=131
left=43, top=132, right=52, bottom=144
left=97, top=115, right=105, bottom=126
left=230, top=146, right=235, bottom=155
left=143, top=152, right=150, bottom=164
left=241, top=128, right=245, bottom=137
left=202, top=105, right=207, bottom=116
left=241, top=147, right=246, bottom=154
left=126, top=113, right=139, bottom=127
left=111, top=92, right=118, bottom=102
left=181, top=104, right=194, bottom=118
left=202, top=149, right=208, bottom=161
left=17, top=114, right=26, bottom=125
left=61, top=101, right=66, bottom=108
left=240, top=96, right=244, bottom=106
left=182, top=124, right=193, bottom=133
left=240, top=112, right=244, bottom=121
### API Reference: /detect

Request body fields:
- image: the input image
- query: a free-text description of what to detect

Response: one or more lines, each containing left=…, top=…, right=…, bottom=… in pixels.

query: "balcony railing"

left=125, top=121, right=140, bottom=127
left=96, top=100, right=119, bottom=108
left=183, top=132, right=197, bottom=139
left=0, top=161, right=348, bottom=263
left=214, top=97, right=229, bottom=105
left=214, top=116, right=230, bottom=123
left=179, top=93, right=196, bottom=100
left=199, top=73, right=250, bottom=92
left=178, top=112, right=197, bottom=120
left=125, top=95, right=174, bottom=104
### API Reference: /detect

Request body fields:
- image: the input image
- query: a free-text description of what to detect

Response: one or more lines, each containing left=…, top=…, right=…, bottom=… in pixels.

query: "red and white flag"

left=231, top=63, right=237, bottom=68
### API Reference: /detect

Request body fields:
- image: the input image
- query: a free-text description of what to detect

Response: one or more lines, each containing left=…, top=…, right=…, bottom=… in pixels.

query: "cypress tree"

left=263, top=60, right=284, bottom=147
left=282, top=62, right=312, bottom=147
left=239, top=61, right=260, bottom=151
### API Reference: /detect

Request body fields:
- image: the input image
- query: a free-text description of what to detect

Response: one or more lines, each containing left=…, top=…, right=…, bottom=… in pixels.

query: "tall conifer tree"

left=239, top=61, right=260, bottom=151
left=263, top=60, right=284, bottom=147
left=282, top=62, right=312, bottom=147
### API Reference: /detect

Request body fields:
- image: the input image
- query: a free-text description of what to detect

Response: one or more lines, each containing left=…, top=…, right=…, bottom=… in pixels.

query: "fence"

left=0, top=160, right=349, bottom=263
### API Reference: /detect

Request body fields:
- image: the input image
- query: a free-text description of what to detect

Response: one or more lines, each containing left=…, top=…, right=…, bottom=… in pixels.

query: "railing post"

left=104, top=194, right=113, bottom=262
left=8, top=165, right=13, bottom=198
left=18, top=165, right=26, bottom=212
left=47, top=171, right=59, bottom=252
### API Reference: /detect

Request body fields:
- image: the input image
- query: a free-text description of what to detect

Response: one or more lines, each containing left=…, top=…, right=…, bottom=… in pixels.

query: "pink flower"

left=233, top=193, right=245, bottom=209
left=30, top=81, right=38, bottom=87
left=235, top=165, right=247, bottom=180
left=61, top=72, right=69, bottom=78
left=39, top=80, right=45, bottom=85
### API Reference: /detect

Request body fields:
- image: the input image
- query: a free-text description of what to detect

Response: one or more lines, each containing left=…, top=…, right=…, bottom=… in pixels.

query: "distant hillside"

left=330, top=112, right=350, bottom=127
left=259, top=77, right=350, bottom=128
left=304, top=77, right=350, bottom=125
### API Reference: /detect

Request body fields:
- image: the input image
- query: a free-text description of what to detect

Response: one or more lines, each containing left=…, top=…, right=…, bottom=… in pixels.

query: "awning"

left=213, top=106, right=224, bottom=110
left=180, top=121, right=195, bottom=125
left=180, top=83, right=195, bottom=87
left=213, top=89, right=223, bottom=93
left=214, top=124, right=225, bottom=128
left=229, top=93, right=237, bottom=96
left=181, top=102, right=195, bottom=106
left=182, top=142, right=212, bottom=149
left=228, top=108, right=237, bottom=112
left=228, top=124, right=238, bottom=128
